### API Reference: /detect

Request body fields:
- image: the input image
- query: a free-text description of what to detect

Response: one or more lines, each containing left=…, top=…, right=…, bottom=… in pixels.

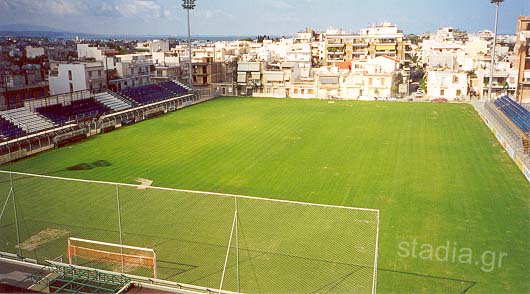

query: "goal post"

left=67, top=237, right=157, bottom=279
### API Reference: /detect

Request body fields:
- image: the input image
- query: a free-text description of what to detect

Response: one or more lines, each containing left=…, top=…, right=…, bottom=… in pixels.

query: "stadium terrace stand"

left=118, top=84, right=177, bottom=105
left=94, top=91, right=133, bottom=112
left=36, top=98, right=111, bottom=125
left=159, top=81, right=189, bottom=96
left=0, top=108, right=56, bottom=134
left=495, top=96, right=530, bottom=135
left=0, top=117, right=26, bottom=141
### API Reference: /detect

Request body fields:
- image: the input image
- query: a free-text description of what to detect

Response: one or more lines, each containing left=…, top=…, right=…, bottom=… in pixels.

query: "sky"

left=0, top=0, right=528, bottom=36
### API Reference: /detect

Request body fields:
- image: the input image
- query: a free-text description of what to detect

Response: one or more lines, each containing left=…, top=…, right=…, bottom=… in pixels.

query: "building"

left=360, top=22, right=406, bottom=61
left=190, top=57, right=222, bottom=87
left=0, top=68, right=49, bottom=110
left=136, top=40, right=170, bottom=53
left=108, top=54, right=153, bottom=91
left=426, top=70, right=468, bottom=100
left=77, top=44, right=110, bottom=61
left=25, top=46, right=45, bottom=58
left=324, top=22, right=405, bottom=65
left=237, top=62, right=263, bottom=96
left=49, top=62, right=106, bottom=95
left=515, top=16, right=530, bottom=103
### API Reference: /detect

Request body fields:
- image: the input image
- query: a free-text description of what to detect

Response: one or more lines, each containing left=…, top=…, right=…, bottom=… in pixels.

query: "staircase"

left=94, top=91, right=133, bottom=112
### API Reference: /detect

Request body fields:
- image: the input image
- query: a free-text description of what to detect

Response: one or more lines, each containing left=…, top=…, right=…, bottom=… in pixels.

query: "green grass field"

left=0, top=97, right=529, bottom=293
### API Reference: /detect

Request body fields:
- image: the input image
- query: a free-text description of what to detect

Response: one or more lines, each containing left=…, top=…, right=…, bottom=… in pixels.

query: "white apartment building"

left=109, top=54, right=153, bottom=91
left=77, top=44, right=114, bottom=61
left=25, top=46, right=45, bottom=58
left=426, top=70, right=468, bottom=100
left=476, top=61, right=518, bottom=99
left=237, top=62, right=263, bottom=96
left=422, top=39, right=466, bottom=69
left=49, top=62, right=106, bottom=95
left=134, top=40, right=169, bottom=53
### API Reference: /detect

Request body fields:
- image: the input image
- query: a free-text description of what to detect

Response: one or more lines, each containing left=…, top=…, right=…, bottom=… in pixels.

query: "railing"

left=474, top=100, right=530, bottom=183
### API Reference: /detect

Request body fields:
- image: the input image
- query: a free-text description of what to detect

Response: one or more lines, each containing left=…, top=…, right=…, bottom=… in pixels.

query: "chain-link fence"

left=0, top=171, right=379, bottom=293
left=473, top=100, right=530, bottom=182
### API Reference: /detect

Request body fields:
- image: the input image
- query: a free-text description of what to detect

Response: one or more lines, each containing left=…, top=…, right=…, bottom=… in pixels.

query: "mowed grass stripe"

left=2, top=97, right=529, bottom=293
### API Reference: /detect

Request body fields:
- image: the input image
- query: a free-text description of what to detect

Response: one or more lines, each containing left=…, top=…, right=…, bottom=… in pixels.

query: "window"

left=368, top=78, right=373, bottom=86
left=68, top=70, right=72, bottom=81
left=69, top=83, right=73, bottom=93
left=456, top=89, right=461, bottom=97
left=88, top=71, right=93, bottom=78
left=440, top=89, right=445, bottom=96
left=453, top=75, right=459, bottom=83
left=294, top=88, right=299, bottom=94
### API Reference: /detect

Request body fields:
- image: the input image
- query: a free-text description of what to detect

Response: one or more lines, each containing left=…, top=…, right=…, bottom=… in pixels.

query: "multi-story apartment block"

left=108, top=54, right=153, bottom=91
left=237, top=62, right=263, bottom=96
left=77, top=44, right=113, bottom=61
left=361, top=22, right=405, bottom=61
left=136, top=40, right=170, bottom=53
left=49, top=62, right=106, bottom=95
left=25, top=46, right=45, bottom=59
left=190, top=57, right=228, bottom=87
left=426, top=70, right=468, bottom=100
left=324, top=22, right=405, bottom=65
left=1, top=66, right=49, bottom=109
left=515, top=16, right=530, bottom=103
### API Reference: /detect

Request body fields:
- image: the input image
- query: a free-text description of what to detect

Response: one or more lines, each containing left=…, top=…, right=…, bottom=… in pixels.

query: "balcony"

left=327, top=44, right=345, bottom=48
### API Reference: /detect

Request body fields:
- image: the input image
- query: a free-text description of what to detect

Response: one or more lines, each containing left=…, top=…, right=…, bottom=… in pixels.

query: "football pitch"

left=1, top=97, right=529, bottom=293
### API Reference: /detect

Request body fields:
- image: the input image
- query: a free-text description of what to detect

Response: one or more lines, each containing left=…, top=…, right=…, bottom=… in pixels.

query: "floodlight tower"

left=487, top=0, right=504, bottom=100
left=182, top=0, right=196, bottom=90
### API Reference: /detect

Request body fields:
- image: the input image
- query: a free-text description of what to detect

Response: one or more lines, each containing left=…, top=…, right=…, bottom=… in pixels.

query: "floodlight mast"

left=487, top=0, right=504, bottom=100
left=182, top=0, right=196, bottom=90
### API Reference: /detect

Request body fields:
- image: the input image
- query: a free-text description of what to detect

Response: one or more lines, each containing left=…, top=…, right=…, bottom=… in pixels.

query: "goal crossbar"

left=67, top=237, right=157, bottom=279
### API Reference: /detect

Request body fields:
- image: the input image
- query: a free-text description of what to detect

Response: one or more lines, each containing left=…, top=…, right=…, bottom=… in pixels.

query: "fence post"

left=219, top=204, right=238, bottom=294
left=10, top=173, right=22, bottom=257
left=235, top=196, right=240, bottom=293
left=116, top=184, right=125, bottom=273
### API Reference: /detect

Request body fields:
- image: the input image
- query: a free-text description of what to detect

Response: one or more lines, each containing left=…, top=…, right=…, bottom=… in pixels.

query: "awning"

left=320, top=76, right=339, bottom=85
left=237, top=73, right=246, bottom=83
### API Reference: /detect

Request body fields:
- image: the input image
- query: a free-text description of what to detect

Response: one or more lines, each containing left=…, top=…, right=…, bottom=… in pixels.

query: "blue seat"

left=36, top=98, right=111, bottom=124
left=0, top=117, right=26, bottom=140
left=495, top=96, right=530, bottom=134
left=118, top=84, right=180, bottom=105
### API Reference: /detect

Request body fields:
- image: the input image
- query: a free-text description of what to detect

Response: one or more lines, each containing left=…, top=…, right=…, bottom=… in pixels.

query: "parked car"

left=431, top=97, right=448, bottom=103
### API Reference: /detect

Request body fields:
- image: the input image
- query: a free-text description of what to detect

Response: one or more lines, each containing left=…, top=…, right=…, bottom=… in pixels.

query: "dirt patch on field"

left=135, top=178, right=153, bottom=190
left=16, top=228, right=69, bottom=251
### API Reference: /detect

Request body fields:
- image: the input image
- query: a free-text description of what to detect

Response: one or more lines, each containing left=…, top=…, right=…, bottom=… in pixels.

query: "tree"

left=419, top=77, right=427, bottom=92
left=392, top=73, right=404, bottom=96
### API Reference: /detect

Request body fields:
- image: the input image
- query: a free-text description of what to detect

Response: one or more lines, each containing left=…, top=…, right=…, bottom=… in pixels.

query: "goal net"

left=67, top=237, right=157, bottom=278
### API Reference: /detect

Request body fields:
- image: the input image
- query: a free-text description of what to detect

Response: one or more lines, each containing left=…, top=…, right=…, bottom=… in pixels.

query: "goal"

left=67, top=237, right=157, bottom=278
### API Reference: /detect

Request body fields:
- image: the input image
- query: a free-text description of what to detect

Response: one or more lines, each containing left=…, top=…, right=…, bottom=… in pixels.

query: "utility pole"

left=488, top=0, right=504, bottom=100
